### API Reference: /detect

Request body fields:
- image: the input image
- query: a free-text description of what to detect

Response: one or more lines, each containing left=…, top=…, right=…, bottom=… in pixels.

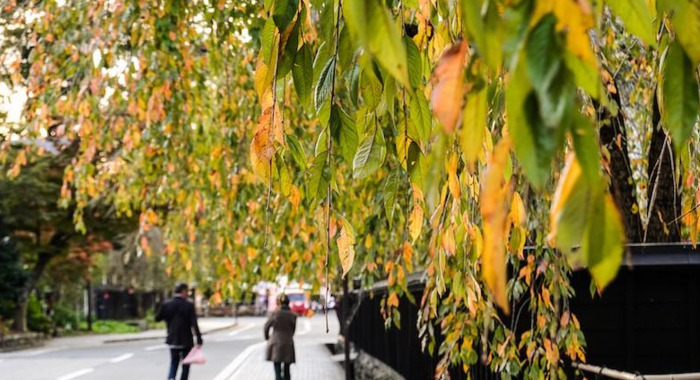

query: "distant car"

left=286, top=291, right=310, bottom=316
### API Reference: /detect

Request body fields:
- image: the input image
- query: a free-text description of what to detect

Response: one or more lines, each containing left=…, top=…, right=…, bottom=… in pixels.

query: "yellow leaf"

left=446, top=153, right=461, bottom=198
left=442, top=226, right=456, bottom=256
left=431, top=41, right=468, bottom=133
left=387, top=292, right=400, bottom=308
left=547, top=153, right=581, bottom=246
left=533, top=0, right=596, bottom=66
left=480, top=137, right=511, bottom=313
left=509, top=192, right=526, bottom=227
left=461, top=83, right=487, bottom=166
left=337, top=218, right=356, bottom=277
left=365, top=234, right=374, bottom=249
left=408, top=201, right=424, bottom=242
left=288, top=185, right=301, bottom=212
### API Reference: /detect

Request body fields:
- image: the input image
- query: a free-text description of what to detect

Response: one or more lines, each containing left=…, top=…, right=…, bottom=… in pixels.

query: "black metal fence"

left=348, top=244, right=700, bottom=379
left=348, top=274, right=497, bottom=380
left=95, top=288, right=164, bottom=320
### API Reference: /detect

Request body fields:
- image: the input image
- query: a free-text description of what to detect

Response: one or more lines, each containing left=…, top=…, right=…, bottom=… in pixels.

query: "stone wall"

left=354, top=350, right=406, bottom=380
left=0, top=332, right=45, bottom=352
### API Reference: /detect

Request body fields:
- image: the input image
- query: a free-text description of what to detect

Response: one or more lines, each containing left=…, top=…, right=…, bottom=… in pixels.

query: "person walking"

left=156, top=282, right=203, bottom=380
left=264, top=294, right=297, bottom=380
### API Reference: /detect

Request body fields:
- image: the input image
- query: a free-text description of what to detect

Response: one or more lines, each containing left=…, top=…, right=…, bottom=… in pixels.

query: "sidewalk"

left=225, top=341, right=344, bottom=380
left=42, top=317, right=237, bottom=350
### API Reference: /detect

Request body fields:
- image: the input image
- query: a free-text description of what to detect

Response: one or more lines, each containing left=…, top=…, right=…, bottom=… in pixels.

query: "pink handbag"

left=183, top=346, right=206, bottom=365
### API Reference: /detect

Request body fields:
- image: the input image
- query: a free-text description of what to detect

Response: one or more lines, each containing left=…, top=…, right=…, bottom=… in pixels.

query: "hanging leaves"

left=461, top=82, right=487, bottom=166
left=661, top=41, right=700, bottom=153
left=606, top=0, right=655, bottom=46
left=250, top=107, right=282, bottom=182
left=549, top=154, right=626, bottom=290
left=353, top=126, right=387, bottom=179
left=337, top=216, right=356, bottom=277
left=431, top=41, right=468, bottom=134
left=480, top=137, right=512, bottom=313
left=343, top=0, right=410, bottom=87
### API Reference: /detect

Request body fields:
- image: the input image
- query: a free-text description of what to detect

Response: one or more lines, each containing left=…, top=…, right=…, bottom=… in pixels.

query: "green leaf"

left=526, top=15, right=574, bottom=129
left=404, top=36, right=422, bottom=90
left=409, top=91, right=431, bottom=152
left=272, top=0, right=299, bottom=31
left=461, top=84, right=487, bottom=165
left=507, top=59, right=555, bottom=188
left=313, top=41, right=332, bottom=84
left=261, top=18, right=278, bottom=65
left=315, top=57, right=336, bottom=112
left=383, top=170, right=399, bottom=224
left=338, top=26, right=355, bottom=71
left=360, top=65, right=383, bottom=110
left=308, top=150, right=329, bottom=203
left=564, top=52, right=603, bottom=101
left=330, top=105, right=359, bottom=163
left=383, top=75, right=396, bottom=119
left=571, top=116, right=601, bottom=185
left=343, top=0, right=410, bottom=87
left=667, top=0, right=700, bottom=65
left=277, top=18, right=300, bottom=78
left=353, top=127, right=386, bottom=179
left=661, top=41, right=699, bottom=153
left=461, top=0, right=487, bottom=61
left=606, top=0, right=656, bottom=46
left=585, top=194, right=625, bottom=290
left=277, top=159, right=292, bottom=197
left=286, top=133, right=307, bottom=170
left=292, top=43, right=313, bottom=111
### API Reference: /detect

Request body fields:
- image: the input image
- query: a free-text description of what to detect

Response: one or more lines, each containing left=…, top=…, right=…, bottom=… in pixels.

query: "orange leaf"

left=387, top=292, right=400, bottom=308
left=446, top=153, right=461, bottom=198
left=250, top=107, right=281, bottom=182
left=431, top=41, right=468, bottom=133
left=480, top=137, right=512, bottom=313
left=402, top=241, right=413, bottom=272
left=337, top=218, right=356, bottom=277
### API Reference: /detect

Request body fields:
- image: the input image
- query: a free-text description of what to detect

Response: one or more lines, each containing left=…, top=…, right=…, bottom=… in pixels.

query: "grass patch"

left=78, top=320, right=140, bottom=334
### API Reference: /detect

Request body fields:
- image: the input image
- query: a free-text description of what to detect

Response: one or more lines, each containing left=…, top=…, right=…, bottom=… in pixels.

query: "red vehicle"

left=286, top=291, right=310, bottom=316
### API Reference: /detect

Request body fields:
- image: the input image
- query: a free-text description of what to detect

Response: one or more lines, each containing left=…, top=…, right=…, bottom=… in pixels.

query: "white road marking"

left=18, top=348, right=59, bottom=357
left=214, top=322, right=262, bottom=342
left=144, top=344, right=167, bottom=351
left=211, top=341, right=266, bottom=380
left=57, top=368, right=94, bottom=380
left=227, top=324, right=256, bottom=337
left=298, top=319, right=312, bottom=336
left=108, top=353, right=134, bottom=363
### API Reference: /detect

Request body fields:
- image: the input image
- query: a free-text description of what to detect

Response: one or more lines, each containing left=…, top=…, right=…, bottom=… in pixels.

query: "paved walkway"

left=227, top=341, right=344, bottom=380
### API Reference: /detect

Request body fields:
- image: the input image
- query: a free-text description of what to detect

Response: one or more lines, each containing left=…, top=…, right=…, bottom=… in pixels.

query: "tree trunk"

left=597, top=88, right=644, bottom=243
left=12, top=253, right=53, bottom=332
left=645, top=96, right=681, bottom=242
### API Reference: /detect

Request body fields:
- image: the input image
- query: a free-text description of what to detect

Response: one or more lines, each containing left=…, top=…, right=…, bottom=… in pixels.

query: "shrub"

left=27, top=295, right=51, bottom=333
left=52, top=304, right=80, bottom=331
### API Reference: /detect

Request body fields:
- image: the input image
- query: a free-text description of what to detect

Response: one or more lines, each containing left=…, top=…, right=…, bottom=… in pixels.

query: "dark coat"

left=264, top=308, right=297, bottom=363
left=155, top=296, right=203, bottom=347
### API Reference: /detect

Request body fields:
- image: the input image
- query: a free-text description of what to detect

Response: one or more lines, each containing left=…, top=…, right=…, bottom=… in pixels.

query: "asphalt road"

left=0, top=314, right=337, bottom=380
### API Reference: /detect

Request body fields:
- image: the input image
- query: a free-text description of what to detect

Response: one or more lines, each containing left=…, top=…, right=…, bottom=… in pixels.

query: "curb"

left=103, top=322, right=238, bottom=344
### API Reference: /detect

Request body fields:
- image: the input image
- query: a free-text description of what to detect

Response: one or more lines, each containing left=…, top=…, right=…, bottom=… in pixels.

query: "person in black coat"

left=264, top=294, right=297, bottom=380
left=156, top=282, right=203, bottom=380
